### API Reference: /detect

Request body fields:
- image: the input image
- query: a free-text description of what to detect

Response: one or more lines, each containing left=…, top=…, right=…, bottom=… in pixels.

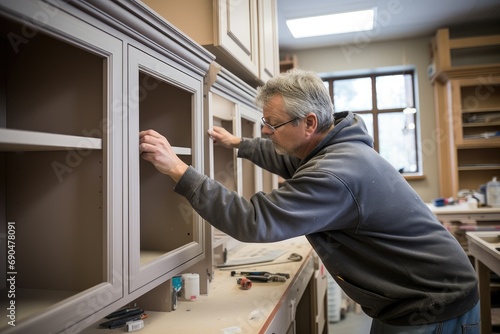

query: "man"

left=139, top=69, right=479, bottom=333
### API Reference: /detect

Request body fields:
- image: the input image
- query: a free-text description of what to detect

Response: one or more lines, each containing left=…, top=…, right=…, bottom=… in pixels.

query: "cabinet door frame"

left=0, top=1, right=124, bottom=333
left=239, top=105, right=263, bottom=196
left=127, top=45, right=205, bottom=293
left=215, top=0, right=259, bottom=76
left=257, top=0, right=279, bottom=82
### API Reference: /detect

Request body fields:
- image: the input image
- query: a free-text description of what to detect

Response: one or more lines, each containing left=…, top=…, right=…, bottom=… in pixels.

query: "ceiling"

left=277, top=0, right=500, bottom=51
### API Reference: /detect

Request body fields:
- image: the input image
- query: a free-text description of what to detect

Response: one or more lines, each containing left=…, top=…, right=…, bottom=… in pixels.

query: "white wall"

left=283, top=36, right=440, bottom=202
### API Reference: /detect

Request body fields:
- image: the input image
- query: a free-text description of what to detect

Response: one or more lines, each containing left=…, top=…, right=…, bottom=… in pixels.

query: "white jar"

left=487, top=177, right=500, bottom=208
left=181, top=273, right=200, bottom=301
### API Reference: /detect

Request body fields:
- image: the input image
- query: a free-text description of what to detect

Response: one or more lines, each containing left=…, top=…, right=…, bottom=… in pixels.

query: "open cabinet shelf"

left=450, top=78, right=500, bottom=192
left=0, top=1, right=124, bottom=332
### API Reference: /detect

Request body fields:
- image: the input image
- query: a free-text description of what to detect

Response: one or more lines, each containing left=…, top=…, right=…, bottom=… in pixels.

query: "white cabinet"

left=140, top=0, right=279, bottom=86
left=0, top=0, right=213, bottom=332
left=257, top=0, right=279, bottom=83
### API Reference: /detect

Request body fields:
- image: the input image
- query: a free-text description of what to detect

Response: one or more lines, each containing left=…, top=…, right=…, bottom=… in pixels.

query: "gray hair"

left=255, top=68, right=334, bottom=133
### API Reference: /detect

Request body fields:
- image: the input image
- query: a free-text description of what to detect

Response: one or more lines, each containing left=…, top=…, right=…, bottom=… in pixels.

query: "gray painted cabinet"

left=0, top=0, right=213, bottom=332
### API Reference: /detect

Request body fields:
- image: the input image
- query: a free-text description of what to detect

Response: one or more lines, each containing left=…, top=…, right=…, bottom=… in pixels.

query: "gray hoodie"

left=175, top=111, right=478, bottom=325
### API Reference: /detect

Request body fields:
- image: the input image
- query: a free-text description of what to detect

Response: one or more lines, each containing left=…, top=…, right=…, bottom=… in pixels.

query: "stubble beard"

left=272, top=141, right=289, bottom=155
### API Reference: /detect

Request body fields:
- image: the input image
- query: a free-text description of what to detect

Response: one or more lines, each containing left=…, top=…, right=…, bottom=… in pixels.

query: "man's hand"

left=208, top=126, right=241, bottom=149
left=139, top=129, right=188, bottom=182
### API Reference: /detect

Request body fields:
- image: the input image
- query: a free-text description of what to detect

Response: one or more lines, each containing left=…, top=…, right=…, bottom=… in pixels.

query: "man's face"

left=261, top=95, right=303, bottom=156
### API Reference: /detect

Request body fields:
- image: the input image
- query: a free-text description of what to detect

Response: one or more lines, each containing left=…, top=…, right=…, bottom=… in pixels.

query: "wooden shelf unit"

left=431, top=28, right=500, bottom=198
left=280, top=54, right=298, bottom=73
left=451, top=77, right=500, bottom=193
left=429, top=28, right=500, bottom=84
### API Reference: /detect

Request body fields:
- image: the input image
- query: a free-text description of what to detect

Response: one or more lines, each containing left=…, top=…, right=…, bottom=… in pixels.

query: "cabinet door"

left=210, top=93, right=239, bottom=247
left=128, top=46, right=204, bottom=293
left=239, top=106, right=262, bottom=199
left=258, top=0, right=279, bottom=82
left=215, top=0, right=259, bottom=77
left=0, top=1, right=123, bottom=333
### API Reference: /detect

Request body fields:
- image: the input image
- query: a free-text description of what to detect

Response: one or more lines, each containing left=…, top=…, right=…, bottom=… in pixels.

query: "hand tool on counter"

left=230, top=271, right=290, bottom=279
left=237, top=277, right=253, bottom=290
left=236, top=273, right=287, bottom=290
left=236, top=274, right=287, bottom=284
left=220, top=252, right=303, bottom=270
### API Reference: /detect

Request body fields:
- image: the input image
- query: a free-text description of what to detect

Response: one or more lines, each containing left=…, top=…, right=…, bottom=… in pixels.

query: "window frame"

left=323, top=70, right=422, bottom=176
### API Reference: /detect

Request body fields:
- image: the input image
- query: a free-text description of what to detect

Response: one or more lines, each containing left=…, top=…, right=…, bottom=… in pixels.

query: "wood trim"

left=433, top=64, right=500, bottom=84
left=449, top=34, right=500, bottom=49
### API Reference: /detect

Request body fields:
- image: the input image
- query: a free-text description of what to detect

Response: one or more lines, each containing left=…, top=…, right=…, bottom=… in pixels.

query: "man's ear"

left=304, top=113, right=317, bottom=136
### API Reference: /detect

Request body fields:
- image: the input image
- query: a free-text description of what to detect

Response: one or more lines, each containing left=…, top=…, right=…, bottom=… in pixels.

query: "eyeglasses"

left=261, top=116, right=299, bottom=133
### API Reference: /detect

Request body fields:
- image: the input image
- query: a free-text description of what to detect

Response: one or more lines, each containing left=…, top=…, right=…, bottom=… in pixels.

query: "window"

left=323, top=71, right=419, bottom=175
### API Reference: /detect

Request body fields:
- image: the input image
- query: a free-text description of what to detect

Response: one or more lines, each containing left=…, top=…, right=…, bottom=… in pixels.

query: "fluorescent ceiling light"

left=286, top=9, right=375, bottom=39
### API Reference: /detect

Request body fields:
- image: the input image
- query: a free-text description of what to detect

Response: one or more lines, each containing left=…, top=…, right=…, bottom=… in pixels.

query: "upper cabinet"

left=140, top=0, right=279, bottom=86
left=429, top=28, right=500, bottom=84
left=0, top=1, right=124, bottom=333
left=257, top=0, right=279, bottom=83
left=0, top=0, right=214, bottom=332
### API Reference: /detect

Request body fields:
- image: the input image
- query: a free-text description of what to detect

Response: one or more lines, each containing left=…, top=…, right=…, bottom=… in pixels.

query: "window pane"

left=378, top=112, right=417, bottom=173
left=376, top=74, right=414, bottom=110
left=333, top=78, right=372, bottom=112
left=355, top=113, right=374, bottom=140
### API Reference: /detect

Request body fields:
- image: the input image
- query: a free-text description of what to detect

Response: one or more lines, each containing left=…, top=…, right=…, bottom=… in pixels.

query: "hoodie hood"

left=303, top=111, right=374, bottom=163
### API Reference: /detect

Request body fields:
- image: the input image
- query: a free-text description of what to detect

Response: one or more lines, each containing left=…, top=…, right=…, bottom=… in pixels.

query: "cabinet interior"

left=0, top=16, right=107, bottom=327
left=241, top=118, right=256, bottom=199
left=213, top=118, right=236, bottom=191
left=451, top=45, right=500, bottom=68
left=456, top=82, right=500, bottom=190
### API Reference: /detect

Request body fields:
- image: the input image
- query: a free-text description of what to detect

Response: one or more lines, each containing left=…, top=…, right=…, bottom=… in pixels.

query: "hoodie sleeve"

left=237, top=137, right=301, bottom=179
left=174, top=163, right=359, bottom=243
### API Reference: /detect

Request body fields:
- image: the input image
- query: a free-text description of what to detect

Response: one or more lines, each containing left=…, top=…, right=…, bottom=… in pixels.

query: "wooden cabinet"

left=280, top=54, right=299, bottom=73
left=140, top=0, right=279, bottom=86
left=0, top=0, right=213, bottom=332
left=449, top=77, right=500, bottom=192
left=431, top=28, right=500, bottom=197
left=429, top=28, right=500, bottom=84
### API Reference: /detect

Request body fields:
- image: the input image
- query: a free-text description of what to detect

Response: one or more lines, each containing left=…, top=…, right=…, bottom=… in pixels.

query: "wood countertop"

left=83, top=237, right=315, bottom=334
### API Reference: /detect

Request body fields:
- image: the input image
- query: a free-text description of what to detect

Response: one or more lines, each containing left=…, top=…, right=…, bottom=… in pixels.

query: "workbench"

left=82, top=237, right=328, bottom=334
left=429, top=204, right=500, bottom=334
left=467, top=232, right=500, bottom=334
left=427, top=203, right=500, bottom=253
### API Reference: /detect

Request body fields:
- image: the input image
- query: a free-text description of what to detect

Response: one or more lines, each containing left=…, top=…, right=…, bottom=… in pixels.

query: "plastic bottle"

left=487, top=177, right=500, bottom=208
